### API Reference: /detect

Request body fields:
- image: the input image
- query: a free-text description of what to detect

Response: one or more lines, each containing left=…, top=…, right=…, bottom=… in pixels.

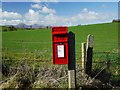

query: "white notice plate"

left=57, top=45, right=64, bottom=58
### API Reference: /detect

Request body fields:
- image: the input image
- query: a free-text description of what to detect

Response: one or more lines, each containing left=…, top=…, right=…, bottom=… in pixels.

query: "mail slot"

left=52, top=27, right=68, bottom=64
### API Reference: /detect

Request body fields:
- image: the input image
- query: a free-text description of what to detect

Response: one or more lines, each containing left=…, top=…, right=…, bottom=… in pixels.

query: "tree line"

left=2, top=26, right=17, bottom=32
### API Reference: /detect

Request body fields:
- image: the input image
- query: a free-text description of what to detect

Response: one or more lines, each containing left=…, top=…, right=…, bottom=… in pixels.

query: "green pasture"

left=3, top=29, right=51, bottom=51
left=2, top=22, right=119, bottom=60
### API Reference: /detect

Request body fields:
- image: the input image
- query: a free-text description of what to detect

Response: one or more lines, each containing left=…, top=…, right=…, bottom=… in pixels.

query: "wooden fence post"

left=68, top=31, right=76, bottom=89
left=86, top=34, right=94, bottom=76
left=81, top=42, right=86, bottom=75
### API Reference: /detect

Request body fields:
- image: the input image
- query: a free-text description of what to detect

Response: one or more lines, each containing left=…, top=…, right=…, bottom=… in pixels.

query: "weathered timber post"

left=81, top=42, right=86, bottom=75
left=68, top=31, right=76, bottom=89
left=106, top=52, right=111, bottom=73
left=86, top=34, right=94, bottom=76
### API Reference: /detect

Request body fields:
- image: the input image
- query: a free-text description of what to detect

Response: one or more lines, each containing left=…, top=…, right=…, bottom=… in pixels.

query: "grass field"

left=2, top=22, right=119, bottom=60
left=1, top=22, right=120, bottom=88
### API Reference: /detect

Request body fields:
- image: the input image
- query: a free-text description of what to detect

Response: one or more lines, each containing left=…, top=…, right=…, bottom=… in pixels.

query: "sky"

left=0, top=1, right=119, bottom=26
left=1, top=0, right=120, bottom=2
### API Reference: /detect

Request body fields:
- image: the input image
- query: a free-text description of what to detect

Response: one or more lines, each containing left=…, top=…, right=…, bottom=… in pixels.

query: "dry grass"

left=1, top=60, right=120, bottom=89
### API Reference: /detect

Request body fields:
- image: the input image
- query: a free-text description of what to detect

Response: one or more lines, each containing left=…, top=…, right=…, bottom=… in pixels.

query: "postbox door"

left=53, top=43, right=68, bottom=64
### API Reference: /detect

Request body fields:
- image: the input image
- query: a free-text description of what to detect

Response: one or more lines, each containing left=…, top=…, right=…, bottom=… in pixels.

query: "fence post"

left=86, top=34, right=94, bottom=76
left=68, top=31, right=76, bottom=89
left=81, top=42, right=86, bottom=75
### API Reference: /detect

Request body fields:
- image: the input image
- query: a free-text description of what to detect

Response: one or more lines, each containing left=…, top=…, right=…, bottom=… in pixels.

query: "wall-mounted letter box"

left=52, top=27, right=68, bottom=64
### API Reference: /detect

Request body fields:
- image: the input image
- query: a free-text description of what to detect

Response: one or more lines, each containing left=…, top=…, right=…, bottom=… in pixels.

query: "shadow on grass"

left=91, top=68, right=120, bottom=87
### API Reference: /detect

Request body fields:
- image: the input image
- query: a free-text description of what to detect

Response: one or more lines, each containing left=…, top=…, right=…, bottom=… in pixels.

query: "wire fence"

left=2, top=41, right=120, bottom=87
left=91, top=52, right=120, bottom=87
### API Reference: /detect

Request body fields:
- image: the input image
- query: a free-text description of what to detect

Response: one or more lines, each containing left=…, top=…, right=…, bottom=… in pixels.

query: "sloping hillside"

left=69, top=22, right=118, bottom=52
left=2, top=22, right=118, bottom=53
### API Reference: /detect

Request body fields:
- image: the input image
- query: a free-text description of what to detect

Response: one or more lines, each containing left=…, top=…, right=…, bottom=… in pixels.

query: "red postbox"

left=52, top=27, right=68, bottom=64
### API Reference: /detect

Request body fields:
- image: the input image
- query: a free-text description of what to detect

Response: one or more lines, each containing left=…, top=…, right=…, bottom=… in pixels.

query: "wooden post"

left=68, top=31, right=76, bottom=89
left=86, top=34, right=94, bottom=76
left=81, top=42, right=86, bottom=75
left=0, top=38, right=1, bottom=81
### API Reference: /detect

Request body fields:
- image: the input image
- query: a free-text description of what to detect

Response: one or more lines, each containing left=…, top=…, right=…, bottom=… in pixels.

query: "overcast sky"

left=0, top=1, right=118, bottom=26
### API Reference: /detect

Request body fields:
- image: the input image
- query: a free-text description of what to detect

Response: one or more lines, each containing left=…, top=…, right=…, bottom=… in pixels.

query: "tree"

left=8, top=26, right=17, bottom=31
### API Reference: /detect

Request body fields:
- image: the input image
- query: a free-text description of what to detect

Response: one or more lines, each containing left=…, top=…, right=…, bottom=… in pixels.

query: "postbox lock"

left=58, top=42, right=63, bottom=45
